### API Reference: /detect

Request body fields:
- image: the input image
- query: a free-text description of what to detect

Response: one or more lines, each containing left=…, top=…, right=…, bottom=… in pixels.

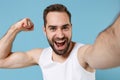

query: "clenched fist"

left=12, top=18, right=34, bottom=32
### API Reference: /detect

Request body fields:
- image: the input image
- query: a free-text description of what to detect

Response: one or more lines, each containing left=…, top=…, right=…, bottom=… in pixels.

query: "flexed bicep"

left=0, top=48, right=42, bottom=68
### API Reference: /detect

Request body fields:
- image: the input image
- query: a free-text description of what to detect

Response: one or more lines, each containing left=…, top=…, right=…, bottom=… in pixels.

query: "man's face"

left=44, top=12, right=72, bottom=55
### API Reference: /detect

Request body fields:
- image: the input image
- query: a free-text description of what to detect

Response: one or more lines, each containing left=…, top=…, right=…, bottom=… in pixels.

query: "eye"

left=62, top=25, right=69, bottom=30
left=49, top=26, right=56, bottom=31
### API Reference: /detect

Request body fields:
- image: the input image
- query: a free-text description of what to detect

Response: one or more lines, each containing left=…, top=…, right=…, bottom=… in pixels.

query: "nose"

left=56, top=29, right=64, bottom=38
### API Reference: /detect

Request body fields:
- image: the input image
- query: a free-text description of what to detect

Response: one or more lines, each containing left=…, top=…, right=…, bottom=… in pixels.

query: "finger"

left=21, top=18, right=29, bottom=27
left=29, top=20, right=34, bottom=27
left=27, top=21, right=31, bottom=27
left=21, top=18, right=34, bottom=31
left=27, top=21, right=34, bottom=29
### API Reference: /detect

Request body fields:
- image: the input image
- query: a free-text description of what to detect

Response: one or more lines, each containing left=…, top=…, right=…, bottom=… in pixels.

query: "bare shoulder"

left=26, top=48, right=44, bottom=65
left=77, top=45, right=95, bottom=72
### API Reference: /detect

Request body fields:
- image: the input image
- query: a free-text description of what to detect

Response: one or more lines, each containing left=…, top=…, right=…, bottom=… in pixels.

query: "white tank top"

left=39, top=43, right=95, bottom=80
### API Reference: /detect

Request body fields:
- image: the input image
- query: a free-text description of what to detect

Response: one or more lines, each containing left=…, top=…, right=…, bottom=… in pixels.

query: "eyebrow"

left=48, top=24, right=70, bottom=28
left=62, top=24, right=70, bottom=27
left=48, top=25, right=57, bottom=28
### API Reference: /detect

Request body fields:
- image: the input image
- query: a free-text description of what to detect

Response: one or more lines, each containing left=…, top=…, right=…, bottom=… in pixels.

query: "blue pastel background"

left=0, top=0, right=120, bottom=80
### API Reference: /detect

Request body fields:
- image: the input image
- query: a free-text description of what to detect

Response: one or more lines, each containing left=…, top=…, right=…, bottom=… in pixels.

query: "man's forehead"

left=45, top=12, right=71, bottom=27
left=46, top=12, right=69, bottom=21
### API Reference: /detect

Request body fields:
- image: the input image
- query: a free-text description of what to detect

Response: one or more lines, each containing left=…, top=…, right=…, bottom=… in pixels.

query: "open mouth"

left=54, top=40, right=66, bottom=50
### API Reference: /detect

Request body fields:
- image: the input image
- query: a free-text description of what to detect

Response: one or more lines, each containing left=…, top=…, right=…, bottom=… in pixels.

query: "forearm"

left=0, top=18, right=35, bottom=68
left=0, top=18, right=33, bottom=60
left=0, top=26, right=19, bottom=59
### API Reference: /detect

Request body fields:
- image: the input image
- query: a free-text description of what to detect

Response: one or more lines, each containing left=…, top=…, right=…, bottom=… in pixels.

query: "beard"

left=47, top=36, right=71, bottom=56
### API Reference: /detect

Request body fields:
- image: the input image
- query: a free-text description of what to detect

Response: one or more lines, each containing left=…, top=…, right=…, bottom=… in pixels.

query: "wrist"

left=9, top=25, right=21, bottom=34
left=8, top=25, right=20, bottom=34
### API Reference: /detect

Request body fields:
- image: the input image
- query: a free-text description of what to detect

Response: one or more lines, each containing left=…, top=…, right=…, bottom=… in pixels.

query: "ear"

left=43, top=26, right=46, bottom=36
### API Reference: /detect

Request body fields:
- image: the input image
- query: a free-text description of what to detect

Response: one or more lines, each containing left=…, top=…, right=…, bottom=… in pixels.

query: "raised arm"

left=0, top=18, right=41, bottom=68
left=84, top=14, right=120, bottom=69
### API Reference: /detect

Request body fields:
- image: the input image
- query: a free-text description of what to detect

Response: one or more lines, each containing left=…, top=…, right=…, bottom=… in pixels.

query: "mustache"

left=54, top=37, right=67, bottom=41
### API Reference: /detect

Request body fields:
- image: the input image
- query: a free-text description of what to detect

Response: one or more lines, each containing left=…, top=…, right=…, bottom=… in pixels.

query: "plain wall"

left=0, top=0, right=120, bottom=80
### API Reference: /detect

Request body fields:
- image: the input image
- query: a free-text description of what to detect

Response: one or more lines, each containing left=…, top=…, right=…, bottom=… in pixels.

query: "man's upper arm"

left=84, top=44, right=120, bottom=69
left=0, top=48, right=42, bottom=68
left=83, top=14, right=120, bottom=69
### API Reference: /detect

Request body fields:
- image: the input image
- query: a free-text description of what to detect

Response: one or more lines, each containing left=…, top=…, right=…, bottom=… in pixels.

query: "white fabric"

left=39, top=43, right=95, bottom=80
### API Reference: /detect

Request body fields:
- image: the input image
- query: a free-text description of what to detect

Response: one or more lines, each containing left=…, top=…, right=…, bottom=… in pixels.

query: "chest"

left=41, top=58, right=83, bottom=80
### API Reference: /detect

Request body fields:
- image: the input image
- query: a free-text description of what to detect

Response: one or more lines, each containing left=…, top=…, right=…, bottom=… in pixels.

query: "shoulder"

left=26, top=48, right=44, bottom=64
left=77, top=44, right=95, bottom=72
left=28, top=47, right=52, bottom=64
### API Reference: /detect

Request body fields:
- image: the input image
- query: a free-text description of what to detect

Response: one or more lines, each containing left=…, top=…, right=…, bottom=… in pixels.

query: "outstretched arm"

left=0, top=18, right=41, bottom=68
left=84, top=14, right=120, bottom=69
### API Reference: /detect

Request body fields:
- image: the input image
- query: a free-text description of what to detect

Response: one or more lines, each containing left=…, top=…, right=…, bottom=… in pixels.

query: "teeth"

left=55, top=41, right=65, bottom=47
left=55, top=40, right=65, bottom=43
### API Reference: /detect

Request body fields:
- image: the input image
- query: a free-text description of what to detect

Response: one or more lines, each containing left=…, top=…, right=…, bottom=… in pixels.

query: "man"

left=0, top=4, right=120, bottom=80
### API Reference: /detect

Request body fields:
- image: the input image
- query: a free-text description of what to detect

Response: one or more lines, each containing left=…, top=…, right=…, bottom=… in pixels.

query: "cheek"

left=46, top=32, right=55, bottom=41
left=65, top=31, right=72, bottom=38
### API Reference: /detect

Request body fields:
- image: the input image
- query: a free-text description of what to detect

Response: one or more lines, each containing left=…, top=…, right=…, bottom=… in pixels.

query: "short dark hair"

left=43, top=4, right=71, bottom=27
